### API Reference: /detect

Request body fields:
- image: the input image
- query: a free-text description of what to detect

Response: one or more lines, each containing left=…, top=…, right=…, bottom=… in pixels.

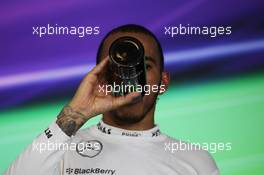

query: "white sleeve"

left=4, top=120, right=71, bottom=175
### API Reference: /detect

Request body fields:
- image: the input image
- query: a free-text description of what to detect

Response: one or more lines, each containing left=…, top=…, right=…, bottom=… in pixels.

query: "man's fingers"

left=90, top=57, right=109, bottom=75
left=82, top=57, right=109, bottom=84
left=112, top=92, right=142, bottom=109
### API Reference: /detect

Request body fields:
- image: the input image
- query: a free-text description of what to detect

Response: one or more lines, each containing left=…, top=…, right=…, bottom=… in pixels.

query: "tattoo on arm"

left=56, top=106, right=87, bottom=137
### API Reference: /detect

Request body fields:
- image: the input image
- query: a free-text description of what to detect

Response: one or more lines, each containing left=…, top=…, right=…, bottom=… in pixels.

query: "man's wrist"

left=56, top=105, right=88, bottom=137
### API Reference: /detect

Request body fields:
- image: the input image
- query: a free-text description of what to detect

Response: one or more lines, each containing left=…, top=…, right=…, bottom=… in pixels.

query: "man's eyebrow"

left=145, top=56, right=157, bottom=65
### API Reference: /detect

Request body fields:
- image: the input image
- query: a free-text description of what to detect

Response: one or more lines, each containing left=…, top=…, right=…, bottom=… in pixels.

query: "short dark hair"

left=96, top=24, right=164, bottom=71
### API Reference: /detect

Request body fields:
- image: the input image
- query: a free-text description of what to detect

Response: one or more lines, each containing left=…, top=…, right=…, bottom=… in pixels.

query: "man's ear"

left=159, top=71, right=170, bottom=95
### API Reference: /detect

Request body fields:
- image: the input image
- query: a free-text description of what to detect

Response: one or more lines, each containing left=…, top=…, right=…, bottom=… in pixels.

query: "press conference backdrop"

left=0, top=0, right=264, bottom=174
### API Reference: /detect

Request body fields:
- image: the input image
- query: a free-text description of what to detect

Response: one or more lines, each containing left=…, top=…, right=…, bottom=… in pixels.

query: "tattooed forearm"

left=56, top=105, right=87, bottom=137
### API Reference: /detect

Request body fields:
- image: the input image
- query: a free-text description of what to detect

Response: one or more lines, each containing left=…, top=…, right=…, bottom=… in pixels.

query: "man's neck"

left=102, top=107, right=155, bottom=131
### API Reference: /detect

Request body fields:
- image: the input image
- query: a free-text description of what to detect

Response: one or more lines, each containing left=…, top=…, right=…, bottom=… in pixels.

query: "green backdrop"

left=1, top=73, right=263, bottom=174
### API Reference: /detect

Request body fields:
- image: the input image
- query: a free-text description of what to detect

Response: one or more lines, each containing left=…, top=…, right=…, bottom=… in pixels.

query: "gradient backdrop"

left=0, top=0, right=264, bottom=174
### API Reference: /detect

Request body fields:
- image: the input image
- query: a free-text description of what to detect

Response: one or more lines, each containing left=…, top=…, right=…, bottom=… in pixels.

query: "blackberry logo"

left=66, top=168, right=73, bottom=174
left=66, top=168, right=116, bottom=175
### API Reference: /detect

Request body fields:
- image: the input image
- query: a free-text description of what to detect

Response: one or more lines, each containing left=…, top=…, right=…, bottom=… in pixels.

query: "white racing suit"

left=5, top=120, right=220, bottom=175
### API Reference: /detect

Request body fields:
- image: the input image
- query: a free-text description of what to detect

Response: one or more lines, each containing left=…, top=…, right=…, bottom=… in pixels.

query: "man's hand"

left=56, top=57, right=141, bottom=136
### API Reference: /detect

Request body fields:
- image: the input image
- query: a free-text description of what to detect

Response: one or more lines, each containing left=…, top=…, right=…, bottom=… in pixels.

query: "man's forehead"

left=101, top=32, right=160, bottom=63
